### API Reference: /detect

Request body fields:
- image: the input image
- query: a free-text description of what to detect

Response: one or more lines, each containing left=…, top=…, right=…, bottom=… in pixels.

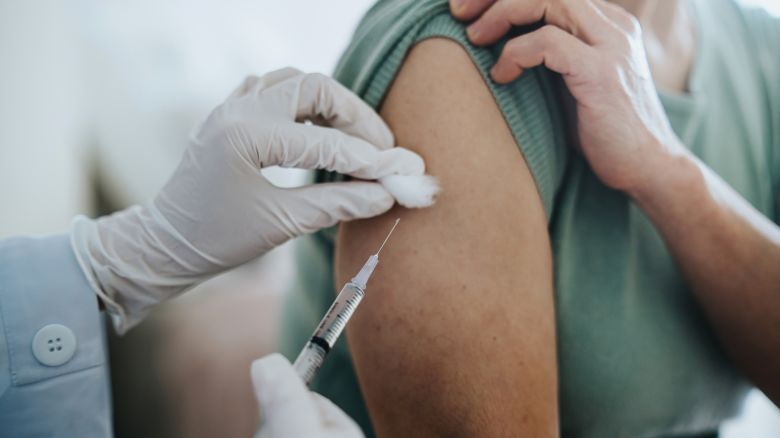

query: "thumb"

left=311, top=393, right=365, bottom=437
left=251, top=354, right=321, bottom=436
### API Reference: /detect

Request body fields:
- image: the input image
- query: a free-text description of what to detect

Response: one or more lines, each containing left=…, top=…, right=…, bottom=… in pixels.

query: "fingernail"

left=490, top=64, right=502, bottom=81
left=466, top=24, right=480, bottom=41
left=391, top=147, right=426, bottom=175
left=490, top=65, right=510, bottom=84
left=451, top=0, right=466, bottom=15
left=370, top=189, right=395, bottom=214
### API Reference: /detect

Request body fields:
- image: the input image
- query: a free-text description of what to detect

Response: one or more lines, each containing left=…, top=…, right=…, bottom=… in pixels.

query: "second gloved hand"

left=72, top=68, right=425, bottom=333
left=252, top=354, right=364, bottom=438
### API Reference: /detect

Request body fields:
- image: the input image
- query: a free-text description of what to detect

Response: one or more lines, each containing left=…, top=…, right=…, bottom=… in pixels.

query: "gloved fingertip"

left=251, top=353, right=290, bottom=391
left=251, top=354, right=323, bottom=435
left=346, top=183, right=396, bottom=218
left=229, top=75, right=261, bottom=98
left=378, top=123, right=395, bottom=150
left=272, top=66, right=305, bottom=78
left=311, top=393, right=364, bottom=432
left=373, top=191, right=396, bottom=216
left=378, top=147, right=426, bottom=177
left=260, top=67, right=306, bottom=90
left=346, top=183, right=395, bottom=218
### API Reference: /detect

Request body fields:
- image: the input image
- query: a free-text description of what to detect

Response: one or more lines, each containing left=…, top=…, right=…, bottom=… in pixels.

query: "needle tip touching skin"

left=71, top=69, right=432, bottom=334
left=337, top=37, right=559, bottom=437
left=375, top=218, right=401, bottom=256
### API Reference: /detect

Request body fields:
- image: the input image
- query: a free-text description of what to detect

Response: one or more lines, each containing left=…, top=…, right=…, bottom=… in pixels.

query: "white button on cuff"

left=32, top=324, right=77, bottom=367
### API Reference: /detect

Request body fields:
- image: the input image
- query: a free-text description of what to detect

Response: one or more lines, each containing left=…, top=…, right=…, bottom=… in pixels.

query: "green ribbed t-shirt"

left=279, top=1, right=780, bottom=436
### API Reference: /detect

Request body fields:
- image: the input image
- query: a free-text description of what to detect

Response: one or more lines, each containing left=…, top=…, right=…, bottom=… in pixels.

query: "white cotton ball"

left=379, top=174, right=440, bottom=208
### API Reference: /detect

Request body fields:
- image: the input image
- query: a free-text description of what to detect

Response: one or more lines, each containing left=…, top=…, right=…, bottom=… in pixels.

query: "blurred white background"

left=1, top=0, right=778, bottom=436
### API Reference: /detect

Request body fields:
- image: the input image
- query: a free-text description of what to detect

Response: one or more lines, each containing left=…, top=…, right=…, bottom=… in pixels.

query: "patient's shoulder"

left=382, top=37, right=514, bottom=162
left=380, top=37, right=548, bottom=220
left=334, top=4, right=568, bottom=212
left=336, top=37, right=559, bottom=437
left=382, top=37, right=496, bottom=121
left=387, top=36, right=568, bottom=216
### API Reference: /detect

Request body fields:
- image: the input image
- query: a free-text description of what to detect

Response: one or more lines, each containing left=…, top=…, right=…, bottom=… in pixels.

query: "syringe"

left=293, top=218, right=400, bottom=386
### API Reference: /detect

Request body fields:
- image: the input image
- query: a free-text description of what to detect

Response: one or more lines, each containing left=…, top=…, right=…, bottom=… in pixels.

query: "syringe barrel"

left=293, top=282, right=366, bottom=385
left=311, top=282, right=365, bottom=346
left=293, top=342, right=328, bottom=386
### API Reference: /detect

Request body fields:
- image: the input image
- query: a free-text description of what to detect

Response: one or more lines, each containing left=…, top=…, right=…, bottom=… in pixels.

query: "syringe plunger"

left=292, top=218, right=400, bottom=386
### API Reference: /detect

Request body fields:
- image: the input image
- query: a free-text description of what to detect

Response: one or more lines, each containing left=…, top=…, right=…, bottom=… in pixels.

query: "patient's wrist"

left=627, top=140, right=705, bottom=218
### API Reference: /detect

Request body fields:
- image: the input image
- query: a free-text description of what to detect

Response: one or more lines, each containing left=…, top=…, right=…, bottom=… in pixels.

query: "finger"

left=251, top=354, right=321, bottom=436
left=264, top=73, right=394, bottom=150
left=281, top=181, right=395, bottom=236
left=256, top=67, right=306, bottom=89
left=449, top=0, right=498, bottom=21
left=311, top=393, right=364, bottom=434
left=264, top=123, right=424, bottom=179
left=229, top=68, right=304, bottom=99
left=491, top=24, right=596, bottom=83
left=467, top=0, right=612, bottom=46
left=298, top=73, right=394, bottom=149
left=592, top=0, right=640, bottom=34
left=229, top=75, right=260, bottom=99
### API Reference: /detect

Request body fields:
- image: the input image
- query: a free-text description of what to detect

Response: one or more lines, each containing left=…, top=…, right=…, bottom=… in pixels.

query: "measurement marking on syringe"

left=323, top=290, right=364, bottom=344
left=292, top=219, right=400, bottom=386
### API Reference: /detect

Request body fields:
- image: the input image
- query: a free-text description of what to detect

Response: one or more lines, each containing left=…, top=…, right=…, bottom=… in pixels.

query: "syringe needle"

left=375, top=218, right=400, bottom=256
left=294, top=218, right=400, bottom=385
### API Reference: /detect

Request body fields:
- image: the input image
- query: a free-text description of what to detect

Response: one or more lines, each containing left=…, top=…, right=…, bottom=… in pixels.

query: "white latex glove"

left=252, top=354, right=364, bottom=438
left=71, top=68, right=425, bottom=333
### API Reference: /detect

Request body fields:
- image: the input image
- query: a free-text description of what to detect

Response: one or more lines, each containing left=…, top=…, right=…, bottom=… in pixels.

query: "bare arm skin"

left=452, top=0, right=780, bottom=403
left=335, top=38, right=559, bottom=437
left=633, top=147, right=780, bottom=404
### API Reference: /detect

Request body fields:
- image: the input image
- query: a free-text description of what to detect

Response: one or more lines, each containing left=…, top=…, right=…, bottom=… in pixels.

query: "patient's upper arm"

left=335, top=38, right=558, bottom=437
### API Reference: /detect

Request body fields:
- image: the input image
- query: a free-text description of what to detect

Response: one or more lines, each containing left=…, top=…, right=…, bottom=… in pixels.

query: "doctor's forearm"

left=630, top=142, right=780, bottom=404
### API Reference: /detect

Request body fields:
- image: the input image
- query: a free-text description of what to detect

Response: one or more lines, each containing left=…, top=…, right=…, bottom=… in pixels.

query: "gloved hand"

left=252, top=354, right=364, bottom=438
left=71, top=68, right=425, bottom=333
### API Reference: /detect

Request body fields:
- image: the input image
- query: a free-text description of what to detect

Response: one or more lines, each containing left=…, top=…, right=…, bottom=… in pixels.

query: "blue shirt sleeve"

left=0, top=233, right=112, bottom=437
